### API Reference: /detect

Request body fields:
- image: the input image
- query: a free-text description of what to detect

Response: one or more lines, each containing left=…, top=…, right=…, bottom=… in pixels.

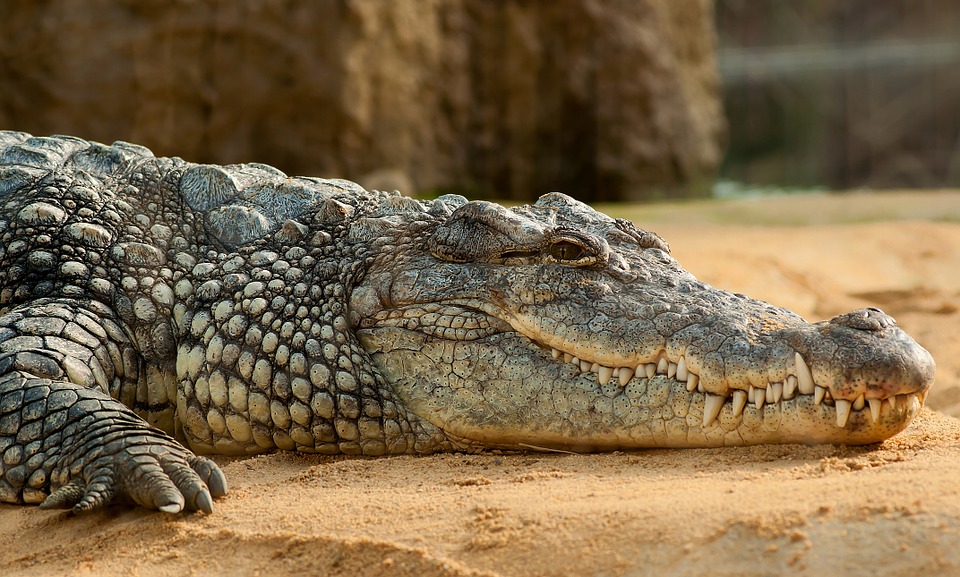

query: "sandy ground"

left=4, top=191, right=960, bottom=577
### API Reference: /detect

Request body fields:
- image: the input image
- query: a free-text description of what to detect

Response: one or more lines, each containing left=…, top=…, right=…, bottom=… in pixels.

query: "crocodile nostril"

left=830, top=308, right=896, bottom=331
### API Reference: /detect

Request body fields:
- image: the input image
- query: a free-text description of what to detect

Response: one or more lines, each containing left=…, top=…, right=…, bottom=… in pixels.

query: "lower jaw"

left=676, top=384, right=923, bottom=448
left=439, top=378, right=924, bottom=451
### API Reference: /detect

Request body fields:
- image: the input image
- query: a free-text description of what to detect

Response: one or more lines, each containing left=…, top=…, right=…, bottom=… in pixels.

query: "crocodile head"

left=352, top=193, right=936, bottom=450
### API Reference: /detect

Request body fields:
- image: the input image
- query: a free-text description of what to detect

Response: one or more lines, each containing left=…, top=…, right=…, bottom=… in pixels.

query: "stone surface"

left=0, top=0, right=723, bottom=201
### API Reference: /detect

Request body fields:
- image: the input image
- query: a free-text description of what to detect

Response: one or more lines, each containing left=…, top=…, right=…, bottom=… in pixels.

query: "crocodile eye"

left=548, top=241, right=586, bottom=262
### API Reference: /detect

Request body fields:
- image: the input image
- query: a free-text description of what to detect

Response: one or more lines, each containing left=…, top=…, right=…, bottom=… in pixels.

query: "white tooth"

left=598, top=366, right=614, bottom=385
left=814, top=386, right=826, bottom=405
left=703, top=393, right=725, bottom=427
left=645, top=363, right=656, bottom=379
left=754, top=388, right=765, bottom=410
left=552, top=348, right=562, bottom=359
left=868, top=398, right=881, bottom=423
left=853, top=394, right=865, bottom=411
left=732, top=390, right=748, bottom=416
left=677, top=357, right=689, bottom=381
left=687, top=373, right=699, bottom=392
left=581, top=360, right=592, bottom=373
left=657, top=357, right=669, bottom=374
left=618, top=367, right=635, bottom=386
left=783, top=375, right=798, bottom=399
left=765, top=385, right=775, bottom=404
left=590, top=362, right=600, bottom=372
left=795, top=353, right=815, bottom=394
left=771, top=382, right=783, bottom=403
left=748, top=386, right=756, bottom=404
left=697, top=383, right=705, bottom=394
left=887, top=395, right=897, bottom=410
left=909, top=393, right=921, bottom=410
left=836, top=399, right=851, bottom=427
left=564, top=353, right=575, bottom=364
left=668, top=362, right=678, bottom=379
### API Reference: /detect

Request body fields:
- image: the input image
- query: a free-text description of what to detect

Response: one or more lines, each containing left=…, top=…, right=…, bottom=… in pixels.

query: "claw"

left=193, top=489, right=214, bottom=514
left=159, top=502, right=184, bottom=514
left=152, top=484, right=186, bottom=513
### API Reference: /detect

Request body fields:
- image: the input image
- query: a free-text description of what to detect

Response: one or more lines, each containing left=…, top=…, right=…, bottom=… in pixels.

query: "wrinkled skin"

left=0, top=133, right=935, bottom=515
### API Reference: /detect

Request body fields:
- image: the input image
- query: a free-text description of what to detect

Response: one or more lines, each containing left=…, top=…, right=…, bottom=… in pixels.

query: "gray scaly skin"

left=0, top=132, right=936, bottom=515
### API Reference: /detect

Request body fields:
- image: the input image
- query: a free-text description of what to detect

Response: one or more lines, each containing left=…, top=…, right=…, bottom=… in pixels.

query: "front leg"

left=0, top=301, right=227, bottom=514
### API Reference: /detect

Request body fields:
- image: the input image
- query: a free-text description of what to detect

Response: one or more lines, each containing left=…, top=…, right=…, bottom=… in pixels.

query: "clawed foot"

left=40, top=445, right=227, bottom=515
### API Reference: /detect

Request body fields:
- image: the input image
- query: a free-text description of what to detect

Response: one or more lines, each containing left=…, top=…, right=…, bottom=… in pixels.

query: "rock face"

left=0, top=0, right=723, bottom=201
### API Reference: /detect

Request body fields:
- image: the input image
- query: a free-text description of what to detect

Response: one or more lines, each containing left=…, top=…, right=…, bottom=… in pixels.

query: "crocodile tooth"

left=754, top=388, right=765, bottom=410
left=703, top=393, right=725, bottom=427
left=667, top=362, right=678, bottom=379
left=765, top=385, right=775, bottom=404
left=836, top=399, right=852, bottom=427
left=814, top=386, right=826, bottom=405
left=581, top=360, right=593, bottom=373
left=697, top=383, right=705, bottom=394
left=645, top=363, right=656, bottom=379
left=598, top=366, right=614, bottom=385
left=657, top=357, right=669, bottom=374
left=618, top=367, right=635, bottom=386
left=551, top=348, right=562, bottom=359
left=887, top=395, right=897, bottom=410
left=686, top=373, right=699, bottom=392
left=732, top=390, right=748, bottom=416
left=570, top=356, right=581, bottom=372
left=795, top=353, right=815, bottom=394
left=783, top=375, right=798, bottom=399
left=868, top=398, right=881, bottom=423
left=563, top=353, right=574, bottom=364
left=907, top=393, right=921, bottom=410
left=853, top=394, right=865, bottom=411
left=771, top=382, right=783, bottom=403
left=676, top=357, right=688, bottom=381
left=748, top=386, right=756, bottom=404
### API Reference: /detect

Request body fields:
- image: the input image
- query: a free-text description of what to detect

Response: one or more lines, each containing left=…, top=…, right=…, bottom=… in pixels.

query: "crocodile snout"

left=798, top=307, right=936, bottom=408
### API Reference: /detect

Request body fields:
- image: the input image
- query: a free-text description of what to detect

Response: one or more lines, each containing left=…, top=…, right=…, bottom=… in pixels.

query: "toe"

left=190, top=456, right=228, bottom=498
left=39, top=479, right=86, bottom=510
left=71, top=469, right=117, bottom=515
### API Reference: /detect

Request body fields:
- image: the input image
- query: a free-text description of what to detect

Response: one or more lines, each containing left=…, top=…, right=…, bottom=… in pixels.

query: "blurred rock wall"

left=0, top=0, right=724, bottom=201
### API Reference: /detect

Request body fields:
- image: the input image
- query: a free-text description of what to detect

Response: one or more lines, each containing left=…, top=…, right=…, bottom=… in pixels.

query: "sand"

left=4, top=191, right=960, bottom=577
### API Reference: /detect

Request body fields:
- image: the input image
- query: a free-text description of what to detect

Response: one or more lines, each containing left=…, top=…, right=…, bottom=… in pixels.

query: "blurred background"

left=1, top=0, right=958, bottom=201
left=717, top=0, right=960, bottom=195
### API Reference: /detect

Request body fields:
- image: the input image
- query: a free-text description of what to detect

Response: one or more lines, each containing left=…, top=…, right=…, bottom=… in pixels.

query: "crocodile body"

left=0, top=133, right=935, bottom=514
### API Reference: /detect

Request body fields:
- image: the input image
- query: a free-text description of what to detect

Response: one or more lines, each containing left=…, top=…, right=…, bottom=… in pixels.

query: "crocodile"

left=0, top=132, right=935, bottom=515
